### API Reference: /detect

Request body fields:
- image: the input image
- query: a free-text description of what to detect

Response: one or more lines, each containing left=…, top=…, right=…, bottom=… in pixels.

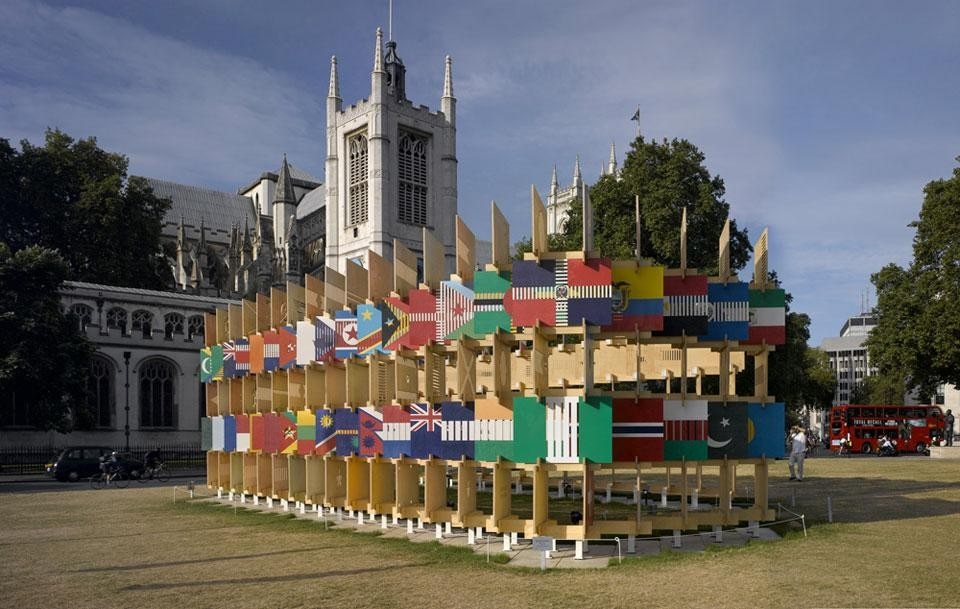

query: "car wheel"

left=916, top=442, right=926, bottom=454
left=67, top=470, right=80, bottom=482
left=861, top=443, right=872, bottom=455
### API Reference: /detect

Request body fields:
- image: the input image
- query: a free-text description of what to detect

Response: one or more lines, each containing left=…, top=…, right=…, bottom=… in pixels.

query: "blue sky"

left=2, top=0, right=958, bottom=345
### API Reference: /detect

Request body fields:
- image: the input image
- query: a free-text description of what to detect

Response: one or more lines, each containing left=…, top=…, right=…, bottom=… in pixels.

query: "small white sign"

left=532, top=536, right=554, bottom=551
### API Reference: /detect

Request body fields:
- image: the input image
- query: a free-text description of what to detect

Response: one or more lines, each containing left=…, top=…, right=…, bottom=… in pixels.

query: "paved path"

left=207, top=494, right=781, bottom=569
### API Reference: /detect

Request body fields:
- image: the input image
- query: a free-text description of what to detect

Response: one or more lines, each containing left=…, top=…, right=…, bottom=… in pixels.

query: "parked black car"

left=46, top=447, right=144, bottom=482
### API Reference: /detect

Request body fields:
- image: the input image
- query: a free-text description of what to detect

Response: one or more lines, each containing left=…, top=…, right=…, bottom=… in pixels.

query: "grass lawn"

left=1, top=456, right=958, bottom=609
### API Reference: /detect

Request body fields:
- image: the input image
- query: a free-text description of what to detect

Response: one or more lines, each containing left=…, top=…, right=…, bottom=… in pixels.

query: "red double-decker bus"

left=829, top=404, right=945, bottom=454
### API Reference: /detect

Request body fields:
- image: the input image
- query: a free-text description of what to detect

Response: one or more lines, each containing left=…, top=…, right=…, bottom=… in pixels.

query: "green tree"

left=552, top=137, right=752, bottom=272
left=0, top=244, right=95, bottom=431
left=867, top=158, right=960, bottom=399
left=0, top=130, right=171, bottom=290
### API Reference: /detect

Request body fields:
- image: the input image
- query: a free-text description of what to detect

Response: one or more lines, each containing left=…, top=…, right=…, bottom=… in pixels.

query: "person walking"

left=788, top=426, right=807, bottom=481
left=946, top=409, right=955, bottom=447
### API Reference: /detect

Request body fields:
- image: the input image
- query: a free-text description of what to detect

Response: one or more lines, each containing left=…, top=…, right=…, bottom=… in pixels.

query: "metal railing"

left=0, top=443, right=204, bottom=475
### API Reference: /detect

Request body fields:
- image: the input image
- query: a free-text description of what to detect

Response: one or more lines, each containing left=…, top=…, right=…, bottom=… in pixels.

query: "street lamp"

left=123, top=351, right=131, bottom=452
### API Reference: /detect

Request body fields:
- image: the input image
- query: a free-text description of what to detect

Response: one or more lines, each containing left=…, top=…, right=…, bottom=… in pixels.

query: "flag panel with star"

left=358, top=406, right=384, bottom=456
left=379, top=297, right=409, bottom=350
left=439, top=280, right=476, bottom=339
left=279, top=411, right=298, bottom=454
left=334, top=310, right=359, bottom=360
left=278, top=325, right=297, bottom=369
left=221, top=341, right=237, bottom=378
left=314, top=409, right=337, bottom=456
left=334, top=408, right=359, bottom=455
left=356, top=304, right=385, bottom=356
left=410, top=402, right=443, bottom=458
left=612, top=398, right=664, bottom=461
left=707, top=402, right=747, bottom=458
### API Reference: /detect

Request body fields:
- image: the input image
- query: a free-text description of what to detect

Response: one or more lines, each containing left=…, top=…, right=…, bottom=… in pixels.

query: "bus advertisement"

left=829, top=404, right=945, bottom=455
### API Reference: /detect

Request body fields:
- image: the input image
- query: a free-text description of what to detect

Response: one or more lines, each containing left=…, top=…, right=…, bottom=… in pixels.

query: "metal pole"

left=123, top=351, right=131, bottom=452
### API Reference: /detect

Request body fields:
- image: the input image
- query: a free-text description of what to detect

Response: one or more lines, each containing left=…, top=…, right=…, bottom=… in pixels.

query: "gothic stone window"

left=347, top=132, right=369, bottom=227
left=164, top=312, right=185, bottom=339
left=187, top=315, right=204, bottom=340
left=139, top=358, right=176, bottom=428
left=88, top=355, right=114, bottom=428
left=106, top=307, right=128, bottom=334
left=398, top=131, right=428, bottom=225
left=131, top=309, right=153, bottom=339
left=71, top=303, right=93, bottom=332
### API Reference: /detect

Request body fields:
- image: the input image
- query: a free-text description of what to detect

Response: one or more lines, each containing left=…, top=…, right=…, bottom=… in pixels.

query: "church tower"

left=325, top=28, right=458, bottom=273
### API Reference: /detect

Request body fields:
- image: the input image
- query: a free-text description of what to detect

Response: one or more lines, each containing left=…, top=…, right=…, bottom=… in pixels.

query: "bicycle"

left=90, top=465, right=129, bottom=489
left=137, top=462, right=169, bottom=483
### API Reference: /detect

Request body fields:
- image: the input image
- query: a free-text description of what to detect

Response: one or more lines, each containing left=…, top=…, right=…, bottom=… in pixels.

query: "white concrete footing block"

left=392, top=513, right=399, bottom=525
left=503, top=535, right=511, bottom=551
left=475, top=526, right=483, bottom=539
left=672, top=530, right=681, bottom=548
left=435, top=523, right=443, bottom=539
left=468, top=529, right=476, bottom=545
left=266, top=497, right=274, bottom=508
left=575, top=540, right=585, bottom=559
left=348, top=508, right=354, bottom=518
left=253, top=495, right=259, bottom=506
left=217, top=489, right=223, bottom=499
left=299, top=502, right=305, bottom=515
left=239, top=493, right=245, bottom=504
left=281, top=499, right=288, bottom=512
left=407, top=519, right=414, bottom=534
left=445, top=522, right=452, bottom=535
left=511, top=532, right=518, bottom=545
left=357, top=511, right=364, bottom=525
left=418, top=518, right=424, bottom=530
left=381, top=515, right=388, bottom=529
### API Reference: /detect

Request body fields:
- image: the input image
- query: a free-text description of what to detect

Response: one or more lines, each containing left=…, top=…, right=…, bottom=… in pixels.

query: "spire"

left=573, top=155, right=582, bottom=188
left=442, top=55, right=453, bottom=99
left=273, top=154, right=297, bottom=206
left=176, top=215, right=186, bottom=247
left=550, top=165, right=559, bottom=197
left=328, top=55, right=340, bottom=100
left=198, top=216, right=207, bottom=250
left=607, top=142, right=618, bottom=176
left=242, top=216, right=252, bottom=252
left=373, top=27, right=384, bottom=73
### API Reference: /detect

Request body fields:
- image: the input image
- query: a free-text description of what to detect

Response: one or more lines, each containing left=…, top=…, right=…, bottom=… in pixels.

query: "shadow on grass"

left=768, top=475, right=960, bottom=524
left=73, top=546, right=335, bottom=573
left=119, top=564, right=425, bottom=591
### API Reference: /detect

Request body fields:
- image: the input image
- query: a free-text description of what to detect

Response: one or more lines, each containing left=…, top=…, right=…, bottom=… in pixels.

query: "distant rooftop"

left=238, top=163, right=323, bottom=195
left=142, top=177, right=254, bottom=246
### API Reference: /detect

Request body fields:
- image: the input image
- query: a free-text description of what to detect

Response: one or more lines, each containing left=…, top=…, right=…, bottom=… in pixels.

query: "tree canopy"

left=550, top=137, right=752, bottom=272
left=0, top=130, right=171, bottom=290
left=0, top=244, right=95, bottom=431
left=866, top=159, right=960, bottom=399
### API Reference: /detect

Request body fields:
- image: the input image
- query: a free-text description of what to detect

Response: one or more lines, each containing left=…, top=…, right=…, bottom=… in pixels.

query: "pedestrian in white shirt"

left=788, top=426, right=807, bottom=481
